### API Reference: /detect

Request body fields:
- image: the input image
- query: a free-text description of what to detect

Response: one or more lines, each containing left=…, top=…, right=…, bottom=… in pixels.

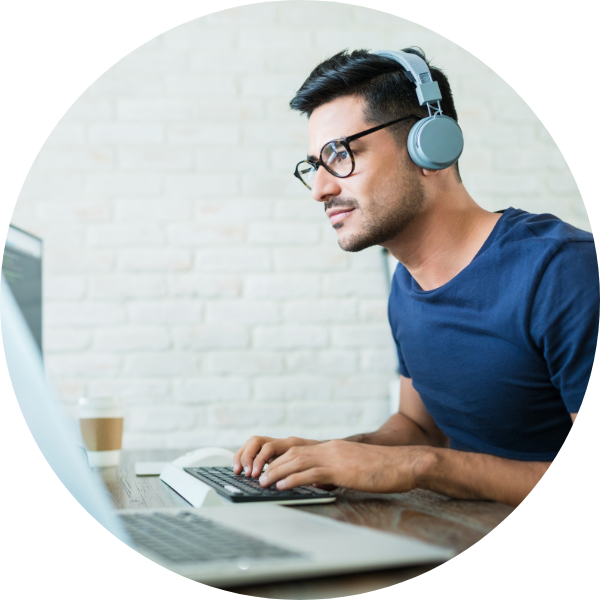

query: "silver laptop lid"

left=1, top=277, right=129, bottom=543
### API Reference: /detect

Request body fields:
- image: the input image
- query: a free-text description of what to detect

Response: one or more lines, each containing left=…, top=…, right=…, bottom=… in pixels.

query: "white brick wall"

left=14, top=3, right=589, bottom=449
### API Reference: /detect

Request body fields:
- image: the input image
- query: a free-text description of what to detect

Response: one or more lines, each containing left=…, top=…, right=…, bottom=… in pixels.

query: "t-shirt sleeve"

left=388, top=273, right=411, bottom=378
left=530, top=241, right=599, bottom=413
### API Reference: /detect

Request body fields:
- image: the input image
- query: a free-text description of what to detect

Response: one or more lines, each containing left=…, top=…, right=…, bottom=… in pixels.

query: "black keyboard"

left=119, top=511, right=303, bottom=564
left=183, top=466, right=336, bottom=503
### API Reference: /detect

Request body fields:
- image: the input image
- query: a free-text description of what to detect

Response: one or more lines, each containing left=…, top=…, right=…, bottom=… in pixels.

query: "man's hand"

left=258, top=440, right=423, bottom=493
left=233, top=436, right=321, bottom=478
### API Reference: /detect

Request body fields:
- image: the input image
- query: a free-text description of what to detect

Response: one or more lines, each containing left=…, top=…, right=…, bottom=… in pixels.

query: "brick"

left=115, top=199, right=191, bottom=222
left=244, top=274, right=320, bottom=299
left=495, top=148, right=567, bottom=171
left=169, top=274, right=242, bottom=298
left=167, top=223, right=245, bottom=246
left=124, top=353, right=198, bottom=376
left=195, top=148, right=268, bottom=172
left=88, top=379, right=170, bottom=405
left=45, top=249, right=115, bottom=273
left=547, top=175, right=580, bottom=194
left=116, top=98, right=193, bottom=122
left=44, top=276, right=86, bottom=300
left=240, top=31, right=311, bottom=50
left=165, top=174, right=238, bottom=197
left=174, top=378, right=250, bottom=403
left=190, top=51, right=266, bottom=74
left=248, top=223, right=320, bottom=245
left=349, top=247, right=386, bottom=271
left=253, top=325, right=328, bottom=349
left=118, top=248, right=191, bottom=272
left=128, top=301, right=201, bottom=324
left=173, top=325, right=249, bottom=350
left=333, top=375, right=390, bottom=400
left=476, top=124, right=536, bottom=147
left=466, top=174, right=539, bottom=194
left=36, top=148, right=113, bottom=171
left=331, top=325, right=392, bottom=348
left=205, top=301, right=279, bottom=324
left=166, top=74, right=236, bottom=96
left=244, top=174, right=300, bottom=199
left=162, top=26, right=236, bottom=49
left=113, top=49, right=186, bottom=73
left=241, top=74, right=306, bottom=98
left=360, top=350, right=399, bottom=373
left=87, top=224, right=166, bottom=246
left=189, top=98, right=265, bottom=121
left=203, top=352, right=283, bottom=375
left=274, top=247, right=349, bottom=271
left=87, top=74, right=164, bottom=96
left=286, top=351, right=358, bottom=374
left=209, top=403, right=285, bottom=428
left=89, top=124, right=163, bottom=144
left=314, top=30, right=387, bottom=53
left=85, top=173, right=162, bottom=196
left=127, top=407, right=201, bottom=433
left=20, top=174, right=83, bottom=198
left=243, top=122, right=307, bottom=146
left=36, top=200, right=110, bottom=222
left=196, top=248, right=271, bottom=272
left=200, top=4, right=278, bottom=25
left=117, top=148, right=192, bottom=170
left=360, top=300, right=390, bottom=322
left=55, top=379, right=87, bottom=403
left=273, top=199, right=322, bottom=222
left=94, top=327, right=171, bottom=351
left=322, top=273, right=387, bottom=297
left=288, top=402, right=362, bottom=427
left=45, top=303, right=125, bottom=326
left=44, top=329, right=92, bottom=352
left=62, top=99, right=113, bottom=121
left=283, top=300, right=356, bottom=323
left=44, top=123, right=85, bottom=145
left=167, top=123, right=241, bottom=146
left=195, top=199, right=272, bottom=221
left=89, top=274, right=166, bottom=300
left=254, top=377, right=331, bottom=401
left=45, top=354, right=121, bottom=377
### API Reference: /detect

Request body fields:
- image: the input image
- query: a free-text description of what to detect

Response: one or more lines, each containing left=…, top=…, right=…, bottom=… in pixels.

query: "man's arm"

left=344, top=376, right=449, bottom=447
left=257, top=378, right=557, bottom=506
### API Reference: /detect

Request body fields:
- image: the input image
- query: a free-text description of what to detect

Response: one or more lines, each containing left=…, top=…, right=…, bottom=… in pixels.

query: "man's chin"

left=337, top=231, right=376, bottom=253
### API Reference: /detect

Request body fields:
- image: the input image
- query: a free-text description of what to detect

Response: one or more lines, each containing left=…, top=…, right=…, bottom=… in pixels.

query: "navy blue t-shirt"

left=388, top=208, right=599, bottom=461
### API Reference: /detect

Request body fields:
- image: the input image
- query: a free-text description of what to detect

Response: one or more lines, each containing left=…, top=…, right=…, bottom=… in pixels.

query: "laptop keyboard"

left=120, top=511, right=303, bottom=564
left=183, top=466, right=335, bottom=503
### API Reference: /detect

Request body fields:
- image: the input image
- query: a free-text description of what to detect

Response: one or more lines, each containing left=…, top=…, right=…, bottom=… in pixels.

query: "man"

left=233, top=48, right=599, bottom=506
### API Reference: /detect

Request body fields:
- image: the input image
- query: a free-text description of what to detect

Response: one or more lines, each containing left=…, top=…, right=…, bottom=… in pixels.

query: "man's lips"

left=327, top=208, right=355, bottom=225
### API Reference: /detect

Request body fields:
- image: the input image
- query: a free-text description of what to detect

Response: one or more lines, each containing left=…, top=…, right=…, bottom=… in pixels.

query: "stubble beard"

left=332, top=168, right=426, bottom=253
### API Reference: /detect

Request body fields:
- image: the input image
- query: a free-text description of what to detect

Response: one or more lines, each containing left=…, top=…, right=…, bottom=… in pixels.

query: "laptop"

left=1, top=276, right=454, bottom=586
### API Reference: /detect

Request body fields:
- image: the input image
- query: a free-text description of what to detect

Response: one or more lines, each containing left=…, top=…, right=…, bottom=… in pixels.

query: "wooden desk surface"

left=100, top=449, right=514, bottom=599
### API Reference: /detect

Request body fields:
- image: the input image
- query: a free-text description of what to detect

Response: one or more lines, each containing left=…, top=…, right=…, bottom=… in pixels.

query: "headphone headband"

left=373, top=49, right=442, bottom=106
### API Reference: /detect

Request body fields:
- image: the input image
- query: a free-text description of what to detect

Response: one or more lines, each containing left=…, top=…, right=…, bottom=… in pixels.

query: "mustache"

left=323, top=198, right=360, bottom=213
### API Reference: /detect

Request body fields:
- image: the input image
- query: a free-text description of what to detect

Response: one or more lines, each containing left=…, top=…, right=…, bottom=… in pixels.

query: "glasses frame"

left=293, top=114, right=422, bottom=190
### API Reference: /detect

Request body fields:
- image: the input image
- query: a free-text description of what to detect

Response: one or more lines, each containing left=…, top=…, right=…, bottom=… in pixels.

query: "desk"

left=100, top=449, right=514, bottom=599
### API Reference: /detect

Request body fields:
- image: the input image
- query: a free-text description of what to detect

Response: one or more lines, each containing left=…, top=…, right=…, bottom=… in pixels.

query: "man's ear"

left=421, top=168, right=440, bottom=177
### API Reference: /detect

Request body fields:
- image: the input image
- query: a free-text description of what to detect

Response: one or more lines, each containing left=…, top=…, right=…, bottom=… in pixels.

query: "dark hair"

left=290, top=47, right=461, bottom=179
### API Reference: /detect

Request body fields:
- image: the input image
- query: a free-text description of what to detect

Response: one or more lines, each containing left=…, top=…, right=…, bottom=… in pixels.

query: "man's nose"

left=311, top=167, right=342, bottom=203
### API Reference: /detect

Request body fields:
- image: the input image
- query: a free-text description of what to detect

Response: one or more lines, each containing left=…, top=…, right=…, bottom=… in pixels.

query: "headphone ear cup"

left=407, top=115, right=464, bottom=170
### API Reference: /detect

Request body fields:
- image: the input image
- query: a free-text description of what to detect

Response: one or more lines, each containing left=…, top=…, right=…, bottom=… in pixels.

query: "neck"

left=383, top=183, right=501, bottom=291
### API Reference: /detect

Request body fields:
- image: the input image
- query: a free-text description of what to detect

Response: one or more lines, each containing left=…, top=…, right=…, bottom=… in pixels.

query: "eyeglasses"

left=293, top=114, right=421, bottom=190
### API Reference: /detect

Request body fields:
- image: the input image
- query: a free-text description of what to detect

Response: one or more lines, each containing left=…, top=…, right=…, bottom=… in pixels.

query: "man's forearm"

left=345, top=412, right=447, bottom=447
left=413, top=446, right=551, bottom=506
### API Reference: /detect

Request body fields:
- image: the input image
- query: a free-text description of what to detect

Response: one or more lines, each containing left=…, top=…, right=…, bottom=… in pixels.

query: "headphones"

left=373, top=50, right=463, bottom=170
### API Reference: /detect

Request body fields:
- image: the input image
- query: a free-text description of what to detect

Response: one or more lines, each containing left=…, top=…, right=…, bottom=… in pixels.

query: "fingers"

left=251, top=440, right=281, bottom=478
left=259, top=447, right=329, bottom=490
left=233, top=436, right=272, bottom=475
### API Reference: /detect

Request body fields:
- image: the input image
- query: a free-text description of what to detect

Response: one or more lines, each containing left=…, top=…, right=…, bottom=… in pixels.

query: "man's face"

left=307, top=95, right=425, bottom=252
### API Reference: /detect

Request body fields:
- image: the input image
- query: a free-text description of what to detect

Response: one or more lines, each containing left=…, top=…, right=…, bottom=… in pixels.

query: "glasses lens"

left=321, top=141, right=352, bottom=177
left=296, top=161, right=317, bottom=189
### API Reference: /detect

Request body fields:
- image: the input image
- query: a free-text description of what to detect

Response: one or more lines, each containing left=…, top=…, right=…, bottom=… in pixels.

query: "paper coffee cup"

left=78, top=397, right=124, bottom=468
